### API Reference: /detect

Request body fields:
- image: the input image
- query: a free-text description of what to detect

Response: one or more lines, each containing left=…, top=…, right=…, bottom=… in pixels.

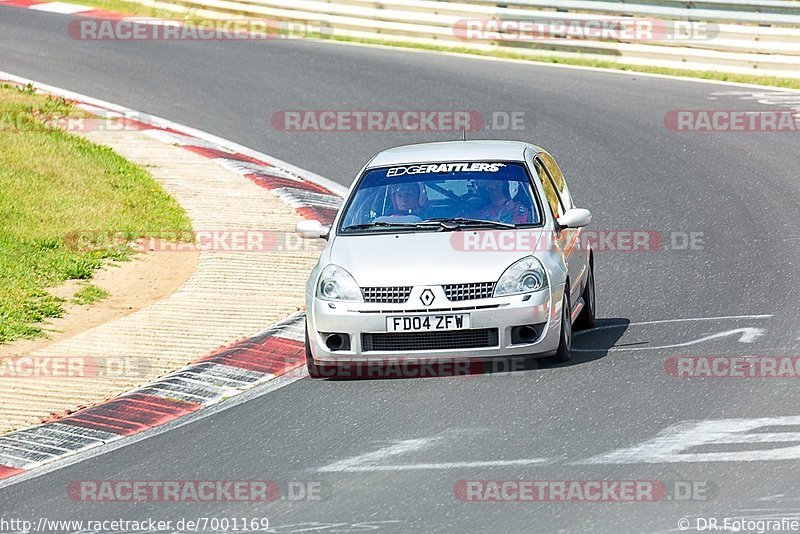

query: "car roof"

left=367, top=140, right=544, bottom=168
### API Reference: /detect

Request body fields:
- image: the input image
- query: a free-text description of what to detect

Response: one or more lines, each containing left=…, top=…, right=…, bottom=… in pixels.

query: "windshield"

left=339, top=162, right=541, bottom=233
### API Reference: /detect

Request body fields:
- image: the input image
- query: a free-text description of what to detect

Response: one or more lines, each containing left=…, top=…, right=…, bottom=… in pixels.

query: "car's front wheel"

left=553, top=290, right=572, bottom=363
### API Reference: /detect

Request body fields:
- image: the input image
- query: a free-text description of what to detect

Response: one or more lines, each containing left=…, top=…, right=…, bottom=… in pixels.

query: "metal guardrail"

left=135, top=0, right=800, bottom=77
left=453, top=0, right=800, bottom=24
left=490, top=0, right=800, bottom=17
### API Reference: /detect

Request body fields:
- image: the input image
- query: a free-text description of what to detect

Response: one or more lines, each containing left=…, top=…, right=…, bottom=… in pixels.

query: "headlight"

left=494, top=256, right=548, bottom=297
left=316, top=264, right=363, bottom=302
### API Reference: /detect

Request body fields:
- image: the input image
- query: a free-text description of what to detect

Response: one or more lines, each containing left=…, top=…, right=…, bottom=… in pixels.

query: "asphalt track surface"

left=1, top=6, right=800, bottom=533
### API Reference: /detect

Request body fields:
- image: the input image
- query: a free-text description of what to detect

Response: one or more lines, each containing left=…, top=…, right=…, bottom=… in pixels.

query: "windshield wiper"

left=343, top=221, right=442, bottom=231
left=424, top=217, right=517, bottom=229
left=343, top=218, right=516, bottom=232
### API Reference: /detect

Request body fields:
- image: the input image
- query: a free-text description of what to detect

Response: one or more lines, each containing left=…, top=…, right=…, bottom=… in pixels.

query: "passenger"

left=474, top=180, right=529, bottom=224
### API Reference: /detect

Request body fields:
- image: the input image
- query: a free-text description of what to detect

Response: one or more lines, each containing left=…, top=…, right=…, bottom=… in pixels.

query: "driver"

left=374, top=182, right=429, bottom=222
left=474, top=180, right=530, bottom=224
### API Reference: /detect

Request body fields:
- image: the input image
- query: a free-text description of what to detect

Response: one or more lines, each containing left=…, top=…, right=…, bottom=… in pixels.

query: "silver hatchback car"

left=296, top=140, right=595, bottom=377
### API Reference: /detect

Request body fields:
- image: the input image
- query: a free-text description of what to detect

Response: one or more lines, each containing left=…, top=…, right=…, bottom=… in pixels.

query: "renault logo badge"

left=420, top=288, right=435, bottom=306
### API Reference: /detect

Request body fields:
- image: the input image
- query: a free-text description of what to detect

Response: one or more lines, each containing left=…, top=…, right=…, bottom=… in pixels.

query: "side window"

left=534, top=158, right=563, bottom=219
left=539, top=152, right=573, bottom=210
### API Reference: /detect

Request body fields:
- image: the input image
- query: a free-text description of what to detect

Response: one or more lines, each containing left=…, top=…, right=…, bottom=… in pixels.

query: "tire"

left=574, top=262, right=596, bottom=330
left=554, top=290, right=572, bottom=363
left=305, top=322, right=324, bottom=378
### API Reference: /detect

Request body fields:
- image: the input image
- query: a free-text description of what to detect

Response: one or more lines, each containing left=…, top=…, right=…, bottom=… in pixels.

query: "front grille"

left=443, top=282, right=495, bottom=301
left=361, top=286, right=412, bottom=304
left=362, top=328, right=499, bottom=352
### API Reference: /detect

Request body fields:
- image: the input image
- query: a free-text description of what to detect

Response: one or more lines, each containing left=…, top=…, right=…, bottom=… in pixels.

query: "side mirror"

left=558, top=208, right=592, bottom=228
left=295, top=219, right=330, bottom=239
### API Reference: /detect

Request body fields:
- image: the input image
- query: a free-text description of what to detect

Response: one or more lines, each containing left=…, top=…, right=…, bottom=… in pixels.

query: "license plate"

left=386, top=314, right=471, bottom=332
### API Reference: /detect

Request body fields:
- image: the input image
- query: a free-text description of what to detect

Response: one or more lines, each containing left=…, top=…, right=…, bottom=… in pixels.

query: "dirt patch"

left=0, top=123, right=323, bottom=435
left=0, top=250, right=198, bottom=358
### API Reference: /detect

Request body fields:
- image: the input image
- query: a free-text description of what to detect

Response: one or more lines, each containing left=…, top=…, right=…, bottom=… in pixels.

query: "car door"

left=534, top=153, right=587, bottom=311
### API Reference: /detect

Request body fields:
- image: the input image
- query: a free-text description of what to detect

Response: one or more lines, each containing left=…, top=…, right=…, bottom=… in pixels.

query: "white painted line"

left=214, top=158, right=306, bottom=183
left=574, top=314, right=773, bottom=336
left=174, top=363, right=265, bottom=389
left=3, top=426, right=107, bottom=456
left=29, top=1, right=92, bottom=13
left=318, top=436, right=550, bottom=472
left=0, top=454, right=33, bottom=469
left=573, top=314, right=773, bottom=352
left=158, top=374, right=240, bottom=395
left=319, top=438, right=439, bottom=473
left=274, top=187, right=343, bottom=208
left=0, top=436, right=72, bottom=454
left=142, top=129, right=227, bottom=151
left=271, top=322, right=305, bottom=343
left=584, top=327, right=767, bottom=352
left=576, top=416, right=800, bottom=465
left=45, top=422, right=119, bottom=442
left=132, top=383, right=227, bottom=405
left=0, top=445, right=53, bottom=467
left=320, top=459, right=551, bottom=472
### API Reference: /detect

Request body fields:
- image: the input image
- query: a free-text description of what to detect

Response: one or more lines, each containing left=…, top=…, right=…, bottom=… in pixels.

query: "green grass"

left=72, top=284, right=109, bottom=305
left=0, top=83, right=192, bottom=343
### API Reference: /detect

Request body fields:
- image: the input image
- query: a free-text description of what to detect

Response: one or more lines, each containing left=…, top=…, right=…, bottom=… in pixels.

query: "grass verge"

left=0, top=83, right=192, bottom=343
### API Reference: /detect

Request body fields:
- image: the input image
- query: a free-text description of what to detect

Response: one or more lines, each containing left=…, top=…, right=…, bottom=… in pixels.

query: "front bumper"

left=306, top=286, right=563, bottom=363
